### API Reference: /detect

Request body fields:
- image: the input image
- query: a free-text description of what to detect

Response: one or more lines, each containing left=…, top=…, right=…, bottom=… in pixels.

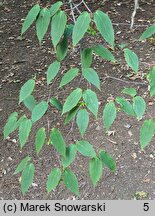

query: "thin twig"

left=105, top=75, right=148, bottom=86
left=72, top=2, right=82, bottom=14
left=69, top=0, right=76, bottom=23
left=112, top=22, right=151, bottom=27
left=130, top=0, right=139, bottom=29
left=106, top=138, right=117, bottom=144
left=72, top=1, right=83, bottom=10
left=65, top=118, right=75, bottom=140
left=82, top=0, right=92, bottom=13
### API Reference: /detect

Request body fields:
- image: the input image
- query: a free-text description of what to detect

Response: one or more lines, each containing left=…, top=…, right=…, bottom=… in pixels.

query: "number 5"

left=143, top=203, right=149, bottom=211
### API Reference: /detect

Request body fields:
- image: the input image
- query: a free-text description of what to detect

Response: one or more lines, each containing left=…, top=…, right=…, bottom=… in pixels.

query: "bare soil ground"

left=0, top=0, right=155, bottom=200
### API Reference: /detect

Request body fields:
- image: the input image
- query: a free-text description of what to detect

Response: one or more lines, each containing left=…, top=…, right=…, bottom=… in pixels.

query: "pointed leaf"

left=56, top=24, right=73, bottom=61
left=93, top=45, right=115, bottom=62
left=36, top=8, right=51, bottom=44
left=47, top=61, right=60, bottom=85
left=21, top=4, right=40, bottom=35
left=14, top=156, right=31, bottom=175
left=62, top=88, right=82, bottom=114
left=89, top=157, right=103, bottom=186
left=147, top=66, right=155, bottom=97
left=82, top=68, right=100, bottom=90
left=124, top=48, right=139, bottom=73
left=62, top=144, right=77, bottom=168
left=50, top=128, right=66, bottom=157
left=122, top=87, right=137, bottom=97
left=15, top=115, right=26, bottom=130
left=76, top=109, right=89, bottom=136
left=59, top=68, right=79, bottom=88
left=23, top=95, right=36, bottom=111
left=99, top=150, right=116, bottom=172
left=51, top=10, right=67, bottom=47
left=19, top=79, right=35, bottom=103
left=115, top=97, right=135, bottom=116
left=94, top=10, right=114, bottom=48
left=72, top=12, right=91, bottom=46
left=83, top=89, right=98, bottom=118
left=50, top=1, right=63, bottom=17
left=35, top=127, right=46, bottom=154
left=50, top=98, right=63, bottom=111
left=64, top=106, right=79, bottom=125
left=76, top=140, right=96, bottom=157
left=139, top=24, right=155, bottom=40
left=3, top=112, right=18, bottom=139
left=63, top=169, right=79, bottom=196
left=21, top=163, right=35, bottom=195
left=19, top=118, right=32, bottom=149
left=81, top=48, right=92, bottom=69
left=46, top=168, right=61, bottom=193
left=56, top=35, right=68, bottom=61
left=103, top=102, right=117, bottom=131
left=140, top=119, right=155, bottom=149
left=31, top=101, right=48, bottom=123
left=133, top=96, right=146, bottom=120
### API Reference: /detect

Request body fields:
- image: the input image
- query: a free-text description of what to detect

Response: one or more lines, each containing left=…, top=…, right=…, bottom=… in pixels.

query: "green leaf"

left=19, top=79, right=35, bottom=103
left=35, top=127, right=46, bottom=155
left=122, top=87, right=137, bottom=97
left=56, top=35, right=68, bottom=61
left=64, top=24, right=74, bottom=37
left=46, top=168, right=61, bottom=193
left=49, top=1, right=63, bottom=17
left=64, top=106, right=79, bottom=125
left=124, top=48, right=139, bottom=73
left=21, top=163, right=35, bottom=195
left=59, top=68, right=79, bottom=88
left=62, top=144, right=77, bottom=168
left=15, top=115, right=27, bottom=130
left=83, top=89, right=98, bottom=118
left=21, top=4, right=40, bottom=35
left=56, top=25, right=73, bottom=61
left=103, top=102, right=117, bottom=131
left=36, top=8, right=51, bottom=44
left=62, top=88, right=82, bottom=114
left=3, top=112, right=18, bottom=139
left=72, top=11, right=91, bottom=46
left=76, top=140, right=96, bottom=157
left=81, top=48, right=92, bottom=69
left=89, top=157, right=103, bottom=186
left=76, top=109, right=89, bottom=136
left=115, top=97, right=135, bottom=116
left=51, top=10, right=67, bottom=48
left=47, top=61, right=60, bottom=85
left=139, top=24, right=155, bottom=40
left=31, top=101, right=48, bottom=123
left=23, top=95, right=36, bottom=112
left=147, top=66, right=155, bottom=97
left=133, top=96, right=146, bottom=120
left=19, top=118, right=32, bottom=149
left=50, top=128, right=66, bottom=157
left=82, top=68, right=100, bottom=90
left=92, top=45, right=115, bottom=62
left=140, top=119, right=155, bottom=149
left=94, top=10, right=114, bottom=48
left=14, top=156, right=31, bottom=175
left=50, top=98, right=63, bottom=111
left=118, top=43, right=129, bottom=49
left=99, top=150, right=116, bottom=172
left=63, top=169, right=79, bottom=196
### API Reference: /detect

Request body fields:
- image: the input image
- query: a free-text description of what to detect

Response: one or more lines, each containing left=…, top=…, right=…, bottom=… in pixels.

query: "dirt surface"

left=0, top=0, right=155, bottom=200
